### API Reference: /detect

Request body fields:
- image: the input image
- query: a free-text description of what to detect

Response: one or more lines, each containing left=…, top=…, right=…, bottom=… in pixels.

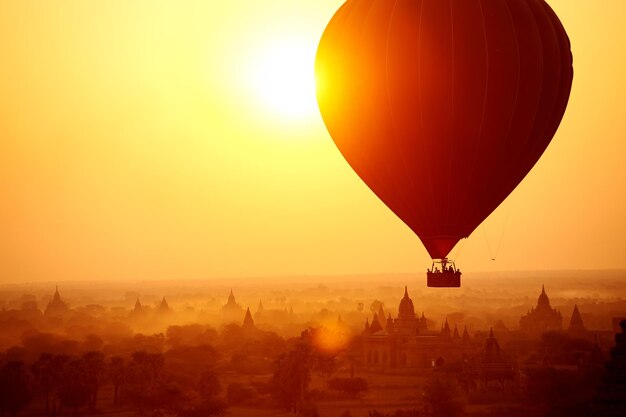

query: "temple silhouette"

left=519, top=285, right=563, bottom=334
left=221, top=289, right=245, bottom=323
left=362, top=286, right=472, bottom=369
left=44, top=286, right=69, bottom=316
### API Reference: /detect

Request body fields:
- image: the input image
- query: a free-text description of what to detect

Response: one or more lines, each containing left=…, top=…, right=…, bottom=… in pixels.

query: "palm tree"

left=82, top=351, right=106, bottom=411
left=0, top=361, right=32, bottom=417
left=58, top=358, right=90, bottom=417
left=31, top=354, right=54, bottom=415
left=108, top=356, right=125, bottom=406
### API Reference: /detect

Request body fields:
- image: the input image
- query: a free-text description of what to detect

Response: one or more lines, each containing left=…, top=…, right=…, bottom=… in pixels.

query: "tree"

left=198, top=369, right=222, bottom=399
left=31, top=354, right=69, bottom=417
left=369, top=300, right=383, bottom=314
left=123, top=351, right=167, bottom=415
left=328, top=377, right=368, bottom=397
left=423, top=373, right=464, bottom=417
left=109, top=356, right=125, bottom=406
left=270, top=330, right=316, bottom=413
left=226, top=382, right=256, bottom=405
left=0, top=361, right=32, bottom=417
left=314, top=353, right=337, bottom=386
left=82, top=351, right=106, bottom=411
left=31, top=354, right=54, bottom=415
left=58, top=358, right=91, bottom=417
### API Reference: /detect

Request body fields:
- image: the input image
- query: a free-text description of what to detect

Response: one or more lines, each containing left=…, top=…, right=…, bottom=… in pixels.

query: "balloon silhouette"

left=315, top=0, right=573, bottom=263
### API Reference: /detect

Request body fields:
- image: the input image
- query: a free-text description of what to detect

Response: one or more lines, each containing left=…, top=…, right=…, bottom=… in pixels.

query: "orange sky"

left=1, top=1, right=625, bottom=283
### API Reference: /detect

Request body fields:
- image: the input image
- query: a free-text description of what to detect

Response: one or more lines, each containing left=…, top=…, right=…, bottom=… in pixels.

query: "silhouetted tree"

left=270, top=330, right=316, bottom=413
left=109, top=356, right=125, bottom=405
left=178, top=398, right=227, bottom=417
left=0, top=361, right=32, bottom=417
left=32, top=354, right=69, bottom=417
left=328, top=377, right=368, bottom=397
left=524, top=367, right=599, bottom=416
left=423, top=373, right=464, bottom=417
left=31, top=353, right=54, bottom=415
left=198, top=369, right=222, bottom=399
left=82, top=351, right=106, bottom=411
left=226, top=382, right=256, bottom=405
left=166, top=324, right=218, bottom=348
left=369, top=300, right=383, bottom=314
left=124, top=351, right=166, bottom=415
left=314, top=353, right=337, bottom=386
left=58, top=358, right=90, bottom=417
left=131, top=350, right=165, bottom=382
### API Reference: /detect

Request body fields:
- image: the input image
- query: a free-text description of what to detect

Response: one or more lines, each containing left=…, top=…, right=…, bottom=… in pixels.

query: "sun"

left=249, top=39, right=318, bottom=120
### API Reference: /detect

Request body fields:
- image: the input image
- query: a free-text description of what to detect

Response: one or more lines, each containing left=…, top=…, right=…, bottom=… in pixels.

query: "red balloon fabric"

left=315, top=0, right=573, bottom=260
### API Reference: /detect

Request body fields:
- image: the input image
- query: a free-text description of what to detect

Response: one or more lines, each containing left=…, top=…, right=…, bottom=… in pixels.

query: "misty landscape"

left=1, top=271, right=625, bottom=417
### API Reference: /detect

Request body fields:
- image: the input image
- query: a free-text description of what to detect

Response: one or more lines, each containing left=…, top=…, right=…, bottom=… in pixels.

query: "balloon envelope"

left=315, top=0, right=573, bottom=259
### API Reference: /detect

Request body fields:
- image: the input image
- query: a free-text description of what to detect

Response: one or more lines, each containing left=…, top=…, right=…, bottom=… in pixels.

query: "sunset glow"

left=0, top=0, right=624, bottom=282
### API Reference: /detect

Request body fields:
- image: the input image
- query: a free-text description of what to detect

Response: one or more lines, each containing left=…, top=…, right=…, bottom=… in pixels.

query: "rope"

left=481, top=210, right=510, bottom=261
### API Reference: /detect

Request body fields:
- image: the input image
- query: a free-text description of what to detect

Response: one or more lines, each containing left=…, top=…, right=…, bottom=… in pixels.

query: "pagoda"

left=44, top=286, right=69, bottom=316
left=519, top=285, right=562, bottom=334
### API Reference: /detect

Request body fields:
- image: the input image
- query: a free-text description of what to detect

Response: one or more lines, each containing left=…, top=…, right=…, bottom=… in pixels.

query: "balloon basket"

left=427, top=271, right=461, bottom=288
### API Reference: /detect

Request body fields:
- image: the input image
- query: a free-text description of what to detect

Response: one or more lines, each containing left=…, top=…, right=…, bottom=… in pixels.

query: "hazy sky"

left=1, top=1, right=625, bottom=283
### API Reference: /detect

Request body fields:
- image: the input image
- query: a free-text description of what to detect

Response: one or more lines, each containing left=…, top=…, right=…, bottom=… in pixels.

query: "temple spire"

left=243, top=307, right=255, bottom=329
left=568, top=304, right=586, bottom=333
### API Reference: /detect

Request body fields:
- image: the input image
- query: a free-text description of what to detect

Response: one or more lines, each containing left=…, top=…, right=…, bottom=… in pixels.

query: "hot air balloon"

left=315, top=0, right=573, bottom=287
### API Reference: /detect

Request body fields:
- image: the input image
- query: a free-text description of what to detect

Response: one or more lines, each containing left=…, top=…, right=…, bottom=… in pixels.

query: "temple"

left=461, top=329, right=515, bottom=394
left=362, top=286, right=470, bottom=369
left=519, top=285, right=562, bottom=334
left=158, top=297, right=171, bottom=313
left=568, top=304, right=587, bottom=336
left=242, top=307, right=255, bottom=330
left=222, top=289, right=244, bottom=323
left=44, top=286, right=69, bottom=316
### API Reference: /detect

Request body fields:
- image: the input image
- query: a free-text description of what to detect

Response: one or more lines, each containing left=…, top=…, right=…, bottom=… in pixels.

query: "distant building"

left=129, top=297, right=148, bottom=319
left=44, top=286, right=69, bottom=316
left=567, top=304, right=587, bottom=336
left=463, top=325, right=471, bottom=343
left=478, top=329, right=515, bottom=388
left=158, top=297, right=171, bottom=313
left=221, top=289, right=244, bottom=323
left=519, top=285, right=562, bottom=334
left=461, top=329, right=515, bottom=393
left=336, top=314, right=351, bottom=334
left=254, top=300, right=264, bottom=320
left=362, top=286, right=471, bottom=369
left=377, top=304, right=386, bottom=330
left=251, top=299, right=293, bottom=325
left=453, top=324, right=460, bottom=340
left=242, top=307, right=255, bottom=330
left=441, top=319, right=451, bottom=339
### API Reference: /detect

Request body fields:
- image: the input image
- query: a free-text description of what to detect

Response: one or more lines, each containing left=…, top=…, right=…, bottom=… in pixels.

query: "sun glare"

left=249, top=39, right=318, bottom=120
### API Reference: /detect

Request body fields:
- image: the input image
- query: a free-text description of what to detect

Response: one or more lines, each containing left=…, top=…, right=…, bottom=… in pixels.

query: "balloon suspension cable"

left=481, top=211, right=510, bottom=261
left=451, top=239, right=467, bottom=263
